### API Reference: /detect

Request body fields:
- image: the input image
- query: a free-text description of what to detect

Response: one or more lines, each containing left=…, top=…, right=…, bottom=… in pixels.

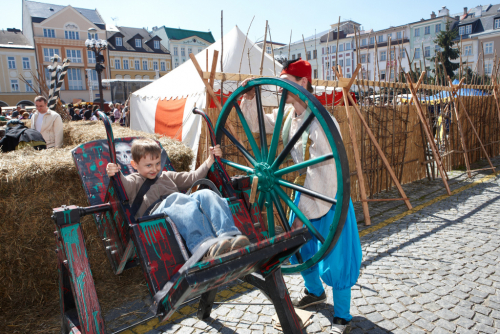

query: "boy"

left=106, top=138, right=250, bottom=260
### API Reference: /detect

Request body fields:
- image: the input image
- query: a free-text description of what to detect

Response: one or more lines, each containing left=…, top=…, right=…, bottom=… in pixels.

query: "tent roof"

left=133, top=26, right=283, bottom=103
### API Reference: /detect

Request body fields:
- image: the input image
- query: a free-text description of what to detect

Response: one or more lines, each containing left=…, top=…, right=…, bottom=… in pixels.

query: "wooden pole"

left=220, top=10, right=224, bottom=106
left=260, top=20, right=268, bottom=76
left=405, top=72, right=451, bottom=195
left=288, top=30, right=292, bottom=59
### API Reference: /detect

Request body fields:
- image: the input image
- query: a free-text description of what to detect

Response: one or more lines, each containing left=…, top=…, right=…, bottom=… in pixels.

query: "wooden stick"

left=408, top=72, right=426, bottom=105
left=260, top=20, right=268, bottom=76
left=405, top=72, right=451, bottom=195
left=341, top=67, right=413, bottom=210
left=238, top=16, right=255, bottom=74
left=249, top=177, right=259, bottom=203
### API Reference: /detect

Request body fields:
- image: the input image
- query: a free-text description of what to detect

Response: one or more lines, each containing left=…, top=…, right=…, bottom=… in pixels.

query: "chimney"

left=464, top=7, right=468, bottom=15
left=438, top=6, right=449, bottom=17
left=431, top=11, right=436, bottom=19
left=475, top=5, right=483, bottom=17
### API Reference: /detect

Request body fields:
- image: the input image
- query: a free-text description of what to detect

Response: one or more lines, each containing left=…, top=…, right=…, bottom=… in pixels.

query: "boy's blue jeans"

left=152, top=189, right=240, bottom=253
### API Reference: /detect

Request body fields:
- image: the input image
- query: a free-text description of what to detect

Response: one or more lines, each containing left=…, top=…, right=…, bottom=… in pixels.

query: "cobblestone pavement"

left=109, top=158, right=500, bottom=334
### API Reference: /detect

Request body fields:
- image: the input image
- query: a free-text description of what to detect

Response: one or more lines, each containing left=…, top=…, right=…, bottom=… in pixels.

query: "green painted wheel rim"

left=214, top=77, right=350, bottom=274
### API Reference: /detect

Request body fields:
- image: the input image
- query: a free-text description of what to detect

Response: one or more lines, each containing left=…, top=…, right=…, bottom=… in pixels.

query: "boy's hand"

left=241, top=78, right=256, bottom=100
left=207, top=145, right=222, bottom=165
left=291, top=217, right=303, bottom=230
left=106, top=163, right=121, bottom=177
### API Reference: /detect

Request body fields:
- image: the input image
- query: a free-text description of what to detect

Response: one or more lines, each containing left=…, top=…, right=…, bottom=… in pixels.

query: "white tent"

left=130, top=26, right=283, bottom=169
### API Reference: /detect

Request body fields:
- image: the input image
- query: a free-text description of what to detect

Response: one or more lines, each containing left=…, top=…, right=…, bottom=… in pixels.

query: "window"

left=160, top=62, right=166, bottom=71
left=121, top=59, right=128, bottom=70
left=43, top=48, right=60, bottom=61
left=322, top=47, right=325, bottom=55
left=397, top=31, right=402, bottom=40
left=339, top=59, right=344, bottom=67
left=8, top=56, right=16, bottom=69
left=87, top=51, right=96, bottom=63
left=380, top=70, right=386, bottom=80
left=114, top=59, right=121, bottom=69
left=297, top=53, right=301, bottom=59
left=345, top=42, right=351, bottom=50
left=43, top=28, right=55, bottom=38
left=496, top=19, right=500, bottom=29
left=463, top=45, right=472, bottom=56
left=378, top=35, right=383, bottom=43
left=135, top=60, right=140, bottom=70
left=116, top=37, right=123, bottom=46
left=25, top=79, right=33, bottom=92
left=466, top=25, right=472, bottom=34
left=154, top=40, right=160, bottom=49
left=266, top=46, right=272, bottom=54
left=181, top=47, right=185, bottom=56
left=400, top=48, right=406, bottom=58
left=88, top=70, right=98, bottom=88
left=485, top=42, right=494, bottom=54
left=485, top=63, right=493, bottom=74
left=390, top=69, right=395, bottom=80
left=361, top=38, right=367, bottom=46
left=331, top=46, right=336, bottom=53
left=175, top=61, right=179, bottom=68
left=424, top=46, right=431, bottom=58
left=135, top=39, right=142, bottom=48
left=435, top=24, right=442, bottom=33
left=435, top=45, right=441, bottom=54
left=390, top=50, right=395, bottom=60
left=64, top=31, right=79, bottom=40
left=174, top=47, right=178, bottom=56
left=66, top=49, right=82, bottom=63
left=182, top=58, right=185, bottom=63
left=153, top=61, right=158, bottom=70
left=313, top=50, right=317, bottom=59
left=387, top=33, right=392, bottom=41
left=11, top=79, right=19, bottom=92
left=142, top=60, right=148, bottom=70
left=424, top=26, right=430, bottom=35
left=88, top=32, right=98, bottom=39
left=414, top=28, right=420, bottom=37
left=380, top=51, right=387, bottom=61
left=67, top=68, right=83, bottom=90
left=198, top=48, right=202, bottom=53
left=292, top=54, right=295, bottom=59
left=22, top=57, right=30, bottom=69
left=369, top=37, right=375, bottom=44
left=188, top=48, right=192, bottom=55
left=360, top=54, right=367, bottom=63
left=415, top=48, right=421, bottom=59
left=314, top=69, right=317, bottom=79
left=307, top=51, right=311, bottom=60
left=339, top=44, right=344, bottom=52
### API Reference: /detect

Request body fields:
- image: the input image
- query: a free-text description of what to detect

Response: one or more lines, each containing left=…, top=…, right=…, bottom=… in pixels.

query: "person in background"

left=22, top=112, right=30, bottom=120
left=72, top=108, right=83, bottom=121
left=30, top=95, right=63, bottom=148
left=113, top=103, right=121, bottom=123
left=68, top=103, right=74, bottom=117
left=83, top=104, right=92, bottom=120
left=12, top=105, right=21, bottom=118
left=124, top=100, right=131, bottom=127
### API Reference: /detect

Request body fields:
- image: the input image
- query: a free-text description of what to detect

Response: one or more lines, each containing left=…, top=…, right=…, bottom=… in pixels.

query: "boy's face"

left=131, top=154, right=162, bottom=179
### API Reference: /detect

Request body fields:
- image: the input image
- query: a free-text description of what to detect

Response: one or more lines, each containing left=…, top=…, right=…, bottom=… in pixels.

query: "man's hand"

left=106, top=163, right=121, bottom=177
left=207, top=144, right=222, bottom=165
left=241, top=78, right=256, bottom=100
left=291, top=217, right=304, bottom=230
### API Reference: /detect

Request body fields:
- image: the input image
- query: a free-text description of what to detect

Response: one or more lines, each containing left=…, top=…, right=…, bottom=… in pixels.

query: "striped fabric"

left=47, top=58, right=70, bottom=110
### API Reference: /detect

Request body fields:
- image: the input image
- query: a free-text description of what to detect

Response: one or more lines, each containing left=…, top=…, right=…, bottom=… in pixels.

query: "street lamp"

left=85, top=27, right=108, bottom=110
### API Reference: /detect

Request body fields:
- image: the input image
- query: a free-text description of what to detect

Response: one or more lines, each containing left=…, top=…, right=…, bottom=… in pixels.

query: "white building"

left=150, top=26, right=215, bottom=69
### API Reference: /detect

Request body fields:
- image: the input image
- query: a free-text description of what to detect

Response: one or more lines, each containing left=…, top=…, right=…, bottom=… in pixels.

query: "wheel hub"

left=254, top=163, right=274, bottom=192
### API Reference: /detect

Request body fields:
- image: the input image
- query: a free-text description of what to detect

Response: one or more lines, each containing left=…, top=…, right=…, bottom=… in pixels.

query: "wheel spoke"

left=274, top=185, right=325, bottom=244
left=274, top=153, right=334, bottom=177
left=265, top=192, right=275, bottom=238
left=271, top=112, right=316, bottom=170
left=267, top=90, right=288, bottom=165
left=222, top=128, right=257, bottom=166
left=220, top=158, right=254, bottom=174
left=234, top=102, right=262, bottom=162
left=269, top=189, right=290, bottom=232
left=255, top=86, right=268, bottom=161
left=257, top=192, right=265, bottom=211
left=276, top=179, right=337, bottom=205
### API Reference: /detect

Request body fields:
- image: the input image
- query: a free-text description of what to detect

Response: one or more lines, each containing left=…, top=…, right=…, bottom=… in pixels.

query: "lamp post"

left=85, top=28, right=108, bottom=110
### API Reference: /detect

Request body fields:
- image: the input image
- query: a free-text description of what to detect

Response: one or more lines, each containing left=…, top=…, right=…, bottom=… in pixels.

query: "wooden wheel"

left=214, top=78, right=350, bottom=274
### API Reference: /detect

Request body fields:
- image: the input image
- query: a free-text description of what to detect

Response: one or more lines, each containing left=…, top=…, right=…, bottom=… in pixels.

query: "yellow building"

left=0, top=28, right=37, bottom=107
left=107, top=25, right=172, bottom=81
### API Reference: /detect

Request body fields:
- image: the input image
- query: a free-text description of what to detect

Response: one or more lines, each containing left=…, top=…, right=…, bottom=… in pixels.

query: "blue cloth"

left=152, top=189, right=240, bottom=253
left=289, top=193, right=362, bottom=321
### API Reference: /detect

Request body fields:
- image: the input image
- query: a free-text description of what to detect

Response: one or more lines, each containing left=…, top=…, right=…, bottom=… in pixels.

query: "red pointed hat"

left=280, top=58, right=312, bottom=83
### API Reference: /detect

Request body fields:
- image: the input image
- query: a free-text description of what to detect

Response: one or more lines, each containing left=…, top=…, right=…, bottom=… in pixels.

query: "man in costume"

left=240, top=59, right=362, bottom=334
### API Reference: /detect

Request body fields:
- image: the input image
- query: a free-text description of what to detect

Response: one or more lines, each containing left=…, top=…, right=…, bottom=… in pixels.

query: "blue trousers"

left=152, top=189, right=240, bottom=253
left=289, top=193, right=362, bottom=321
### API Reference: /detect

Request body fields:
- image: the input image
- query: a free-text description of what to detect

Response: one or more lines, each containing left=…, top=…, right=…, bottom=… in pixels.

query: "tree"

left=431, top=22, right=460, bottom=80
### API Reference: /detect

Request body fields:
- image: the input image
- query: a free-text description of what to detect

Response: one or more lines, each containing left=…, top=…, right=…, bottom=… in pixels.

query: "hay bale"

left=0, top=122, right=194, bottom=332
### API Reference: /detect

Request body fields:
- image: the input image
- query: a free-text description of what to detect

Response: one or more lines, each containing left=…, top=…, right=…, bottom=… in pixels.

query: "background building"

left=0, top=28, right=37, bottom=107
left=22, top=0, right=111, bottom=103
left=106, top=25, right=171, bottom=81
left=255, top=40, right=286, bottom=55
left=151, top=26, right=214, bottom=69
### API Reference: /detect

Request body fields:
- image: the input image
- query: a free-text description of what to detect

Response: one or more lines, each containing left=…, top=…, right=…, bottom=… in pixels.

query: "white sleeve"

left=240, top=98, right=277, bottom=134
